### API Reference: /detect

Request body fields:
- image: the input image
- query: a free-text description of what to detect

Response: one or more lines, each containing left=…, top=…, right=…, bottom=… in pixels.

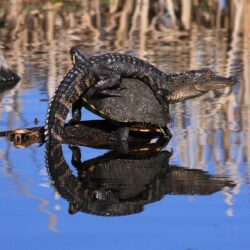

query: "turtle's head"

left=69, top=47, right=87, bottom=66
left=191, top=69, right=238, bottom=92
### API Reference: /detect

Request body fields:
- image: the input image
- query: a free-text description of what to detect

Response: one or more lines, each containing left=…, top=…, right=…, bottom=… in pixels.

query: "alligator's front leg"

left=70, top=49, right=122, bottom=98
left=70, top=66, right=122, bottom=123
left=89, top=65, right=122, bottom=97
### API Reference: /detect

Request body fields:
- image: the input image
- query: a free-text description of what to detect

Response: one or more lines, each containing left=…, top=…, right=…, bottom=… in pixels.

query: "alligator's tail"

left=44, top=66, right=87, bottom=145
left=0, top=52, right=20, bottom=85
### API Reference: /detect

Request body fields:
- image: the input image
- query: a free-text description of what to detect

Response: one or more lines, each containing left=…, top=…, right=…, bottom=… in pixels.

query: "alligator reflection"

left=46, top=141, right=235, bottom=217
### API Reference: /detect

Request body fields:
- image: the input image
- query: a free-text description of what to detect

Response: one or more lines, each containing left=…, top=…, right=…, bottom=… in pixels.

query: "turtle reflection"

left=46, top=143, right=235, bottom=217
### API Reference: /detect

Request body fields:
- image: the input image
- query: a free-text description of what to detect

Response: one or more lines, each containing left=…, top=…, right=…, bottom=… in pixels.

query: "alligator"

left=46, top=142, right=235, bottom=216
left=71, top=48, right=237, bottom=108
left=45, top=48, right=237, bottom=145
left=0, top=51, right=20, bottom=88
left=70, top=49, right=237, bottom=141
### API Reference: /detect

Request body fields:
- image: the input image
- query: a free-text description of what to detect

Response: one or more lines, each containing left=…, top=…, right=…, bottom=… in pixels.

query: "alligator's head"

left=69, top=47, right=87, bottom=66
left=193, top=69, right=238, bottom=92
left=167, top=69, right=238, bottom=103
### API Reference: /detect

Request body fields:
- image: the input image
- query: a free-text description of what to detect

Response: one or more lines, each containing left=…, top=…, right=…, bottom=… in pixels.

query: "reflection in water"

left=46, top=142, right=234, bottom=216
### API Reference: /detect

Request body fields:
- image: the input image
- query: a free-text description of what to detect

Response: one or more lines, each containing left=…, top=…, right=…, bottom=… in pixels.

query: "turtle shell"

left=83, top=78, right=169, bottom=128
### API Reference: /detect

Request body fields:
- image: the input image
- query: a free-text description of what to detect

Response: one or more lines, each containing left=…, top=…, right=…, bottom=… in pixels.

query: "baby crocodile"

left=45, top=48, right=172, bottom=144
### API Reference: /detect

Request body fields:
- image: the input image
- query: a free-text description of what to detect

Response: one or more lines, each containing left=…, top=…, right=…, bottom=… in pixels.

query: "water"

left=0, top=1, right=250, bottom=250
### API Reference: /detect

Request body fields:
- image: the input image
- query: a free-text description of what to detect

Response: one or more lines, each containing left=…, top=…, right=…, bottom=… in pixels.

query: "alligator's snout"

left=212, top=75, right=238, bottom=88
left=195, top=75, right=238, bottom=92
